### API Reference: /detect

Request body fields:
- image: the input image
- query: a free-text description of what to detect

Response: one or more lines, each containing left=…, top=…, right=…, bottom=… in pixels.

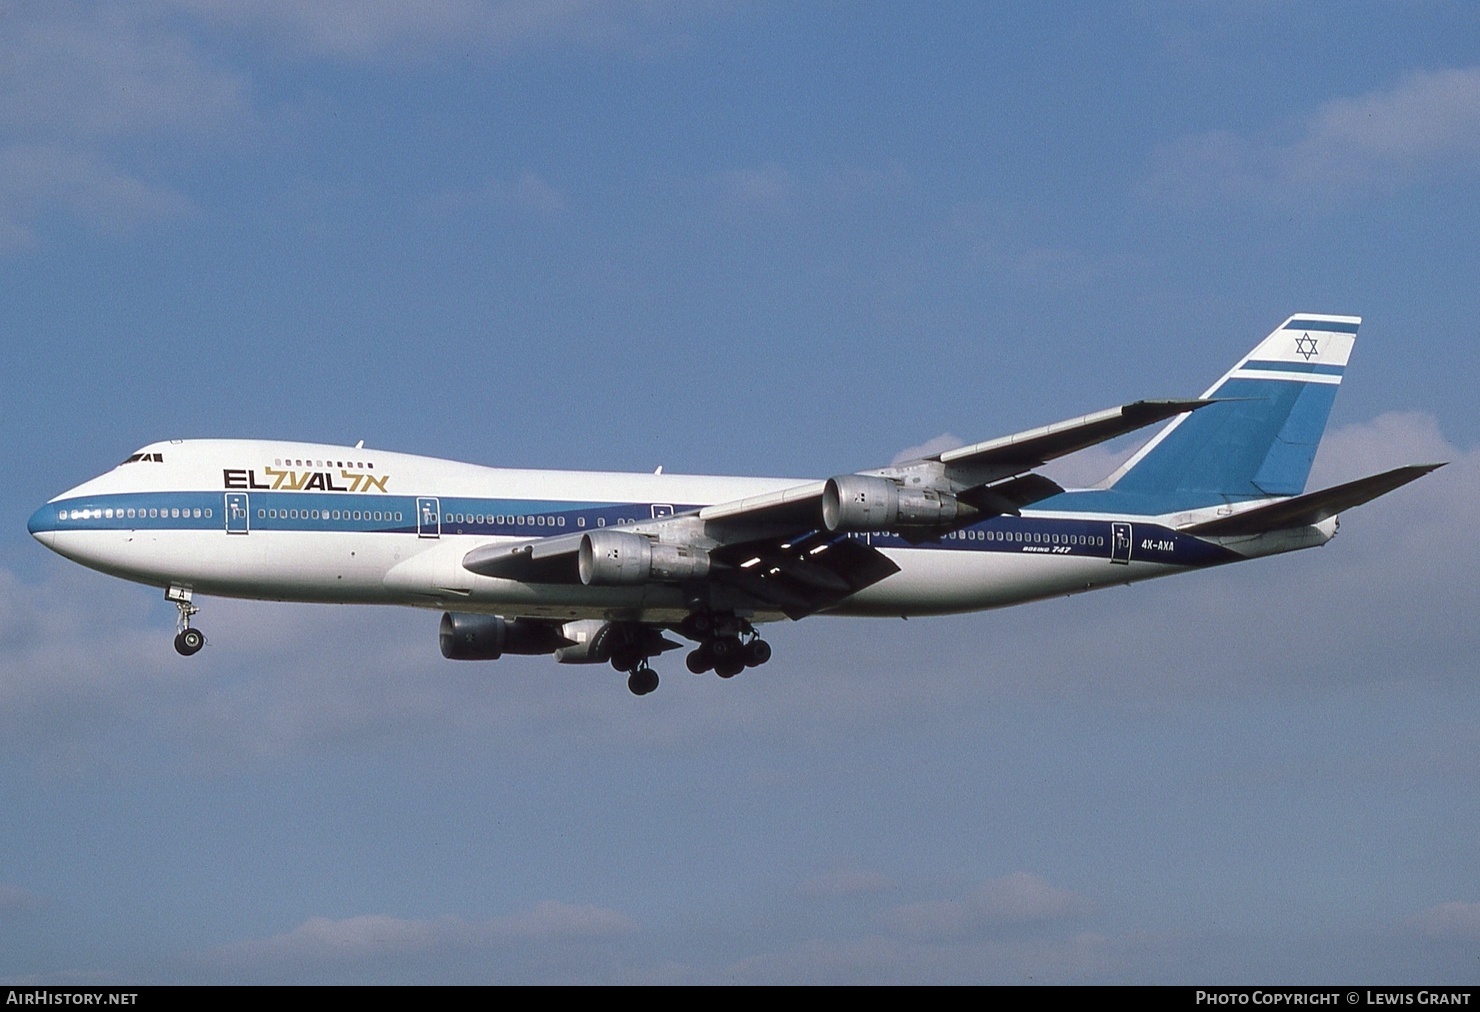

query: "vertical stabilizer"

left=1102, top=315, right=1359, bottom=511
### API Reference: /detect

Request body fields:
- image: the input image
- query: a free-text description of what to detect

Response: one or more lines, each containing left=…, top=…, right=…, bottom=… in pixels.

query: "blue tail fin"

left=1101, top=314, right=1359, bottom=513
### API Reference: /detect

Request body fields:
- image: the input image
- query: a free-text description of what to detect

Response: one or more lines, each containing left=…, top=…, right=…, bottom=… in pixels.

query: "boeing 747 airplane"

left=29, top=315, right=1439, bottom=694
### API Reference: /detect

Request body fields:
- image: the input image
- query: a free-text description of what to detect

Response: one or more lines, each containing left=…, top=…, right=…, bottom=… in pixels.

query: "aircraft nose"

left=27, top=502, right=58, bottom=549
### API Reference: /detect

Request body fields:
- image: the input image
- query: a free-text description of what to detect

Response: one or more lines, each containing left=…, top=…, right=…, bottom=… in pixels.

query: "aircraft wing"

left=461, top=522, right=899, bottom=617
left=927, top=399, right=1215, bottom=470
left=696, top=398, right=1215, bottom=530
left=461, top=398, right=1215, bottom=600
left=697, top=480, right=827, bottom=526
left=706, top=530, right=902, bottom=619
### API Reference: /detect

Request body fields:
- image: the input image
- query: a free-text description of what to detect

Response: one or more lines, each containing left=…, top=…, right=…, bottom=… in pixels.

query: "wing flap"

left=712, top=534, right=901, bottom=619
left=1180, top=463, right=1444, bottom=536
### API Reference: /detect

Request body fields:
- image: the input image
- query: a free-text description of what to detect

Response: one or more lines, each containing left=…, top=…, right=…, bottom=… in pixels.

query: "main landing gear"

left=167, top=585, right=204, bottom=656
left=611, top=612, right=773, bottom=695
left=626, top=665, right=659, bottom=697
left=679, top=613, right=771, bottom=680
left=607, top=631, right=666, bottom=697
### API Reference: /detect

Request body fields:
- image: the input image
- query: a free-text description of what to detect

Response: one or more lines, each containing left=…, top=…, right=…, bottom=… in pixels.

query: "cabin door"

left=225, top=493, right=250, bottom=535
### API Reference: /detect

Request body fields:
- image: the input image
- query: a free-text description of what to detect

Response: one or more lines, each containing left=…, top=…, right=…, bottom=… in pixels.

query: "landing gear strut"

left=167, top=585, right=204, bottom=656
left=605, top=628, right=668, bottom=696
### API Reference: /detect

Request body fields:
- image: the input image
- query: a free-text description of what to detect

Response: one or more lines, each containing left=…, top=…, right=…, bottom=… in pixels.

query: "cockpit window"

left=120, top=453, right=164, bottom=465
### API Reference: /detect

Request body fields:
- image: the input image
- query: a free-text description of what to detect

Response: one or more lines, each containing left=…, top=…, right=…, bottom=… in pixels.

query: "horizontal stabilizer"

left=1181, top=463, right=1444, bottom=536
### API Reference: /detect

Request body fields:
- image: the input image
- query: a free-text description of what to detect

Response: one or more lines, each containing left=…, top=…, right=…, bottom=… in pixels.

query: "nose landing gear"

left=167, top=585, right=204, bottom=656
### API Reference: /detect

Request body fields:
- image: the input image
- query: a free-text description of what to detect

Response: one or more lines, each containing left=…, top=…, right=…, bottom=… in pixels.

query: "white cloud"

left=203, top=903, right=640, bottom=982
left=0, top=882, right=43, bottom=913
left=426, top=171, right=569, bottom=218
left=710, top=164, right=799, bottom=214
left=798, top=866, right=893, bottom=899
left=1149, top=66, right=1480, bottom=202
left=890, top=433, right=964, bottom=465
left=0, top=3, right=248, bottom=249
left=0, top=144, right=193, bottom=251
left=880, top=873, right=1091, bottom=941
left=694, top=928, right=1122, bottom=985
left=1407, top=901, right=1480, bottom=941
left=171, top=0, right=712, bottom=63
left=1308, top=410, right=1455, bottom=486
left=0, top=4, right=251, bottom=140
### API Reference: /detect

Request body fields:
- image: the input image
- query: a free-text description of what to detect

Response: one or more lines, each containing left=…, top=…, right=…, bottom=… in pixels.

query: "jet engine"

left=577, top=530, right=711, bottom=586
left=438, top=613, right=569, bottom=660
left=821, top=474, right=959, bottom=532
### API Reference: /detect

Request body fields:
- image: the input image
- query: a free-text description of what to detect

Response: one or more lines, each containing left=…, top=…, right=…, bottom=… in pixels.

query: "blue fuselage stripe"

left=32, top=491, right=1242, bottom=568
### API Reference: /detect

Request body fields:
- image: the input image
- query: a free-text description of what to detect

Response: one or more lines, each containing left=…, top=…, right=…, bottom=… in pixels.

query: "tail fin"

left=1103, top=314, right=1359, bottom=511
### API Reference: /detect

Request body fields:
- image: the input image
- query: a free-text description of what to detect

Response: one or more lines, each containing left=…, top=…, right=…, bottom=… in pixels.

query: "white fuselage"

left=29, top=438, right=1325, bottom=625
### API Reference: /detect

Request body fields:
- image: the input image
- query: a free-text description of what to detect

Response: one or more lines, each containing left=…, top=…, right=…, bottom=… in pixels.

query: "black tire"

left=743, top=639, right=772, bottom=667
left=709, top=635, right=741, bottom=662
left=175, top=628, right=204, bottom=656
left=627, top=668, right=659, bottom=695
left=686, top=648, right=712, bottom=674
left=715, top=659, right=744, bottom=679
left=611, top=645, right=642, bottom=672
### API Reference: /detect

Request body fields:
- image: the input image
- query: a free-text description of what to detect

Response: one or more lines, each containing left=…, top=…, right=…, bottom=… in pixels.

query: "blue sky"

left=2, top=1, right=1478, bottom=984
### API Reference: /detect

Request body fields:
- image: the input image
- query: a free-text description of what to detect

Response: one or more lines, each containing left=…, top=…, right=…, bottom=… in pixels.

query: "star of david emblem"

left=1294, top=333, right=1319, bottom=360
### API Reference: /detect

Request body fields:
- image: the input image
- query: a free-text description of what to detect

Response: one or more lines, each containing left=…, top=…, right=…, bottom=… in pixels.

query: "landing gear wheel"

left=709, top=635, right=742, bottom=663
left=627, top=667, right=659, bottom=696
left=686, top=647, right=712, bottom=674
left=174, top=628, right=204, bottom=656
left=715, top=658, right=744, bottom=679
left=743, top=639, right=771, bottom=667
left=611, top=645, right=643, bottom=672
left=168, top=587, right=202, bottom=657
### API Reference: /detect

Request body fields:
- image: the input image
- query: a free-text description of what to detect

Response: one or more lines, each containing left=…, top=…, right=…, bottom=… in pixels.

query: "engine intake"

left=822, top=474, right=959, bottom=532
left=577, top=530, right=710, bottom=586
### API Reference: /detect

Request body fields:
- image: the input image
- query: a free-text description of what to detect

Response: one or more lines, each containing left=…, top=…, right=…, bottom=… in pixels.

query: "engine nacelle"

left=577, top=530, right=710, bottom=586
left=822, top=474, right=959, bottom=532
left=552, top=619, right=612, bottom=664
left=438, top=613, right=567, bottom=660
